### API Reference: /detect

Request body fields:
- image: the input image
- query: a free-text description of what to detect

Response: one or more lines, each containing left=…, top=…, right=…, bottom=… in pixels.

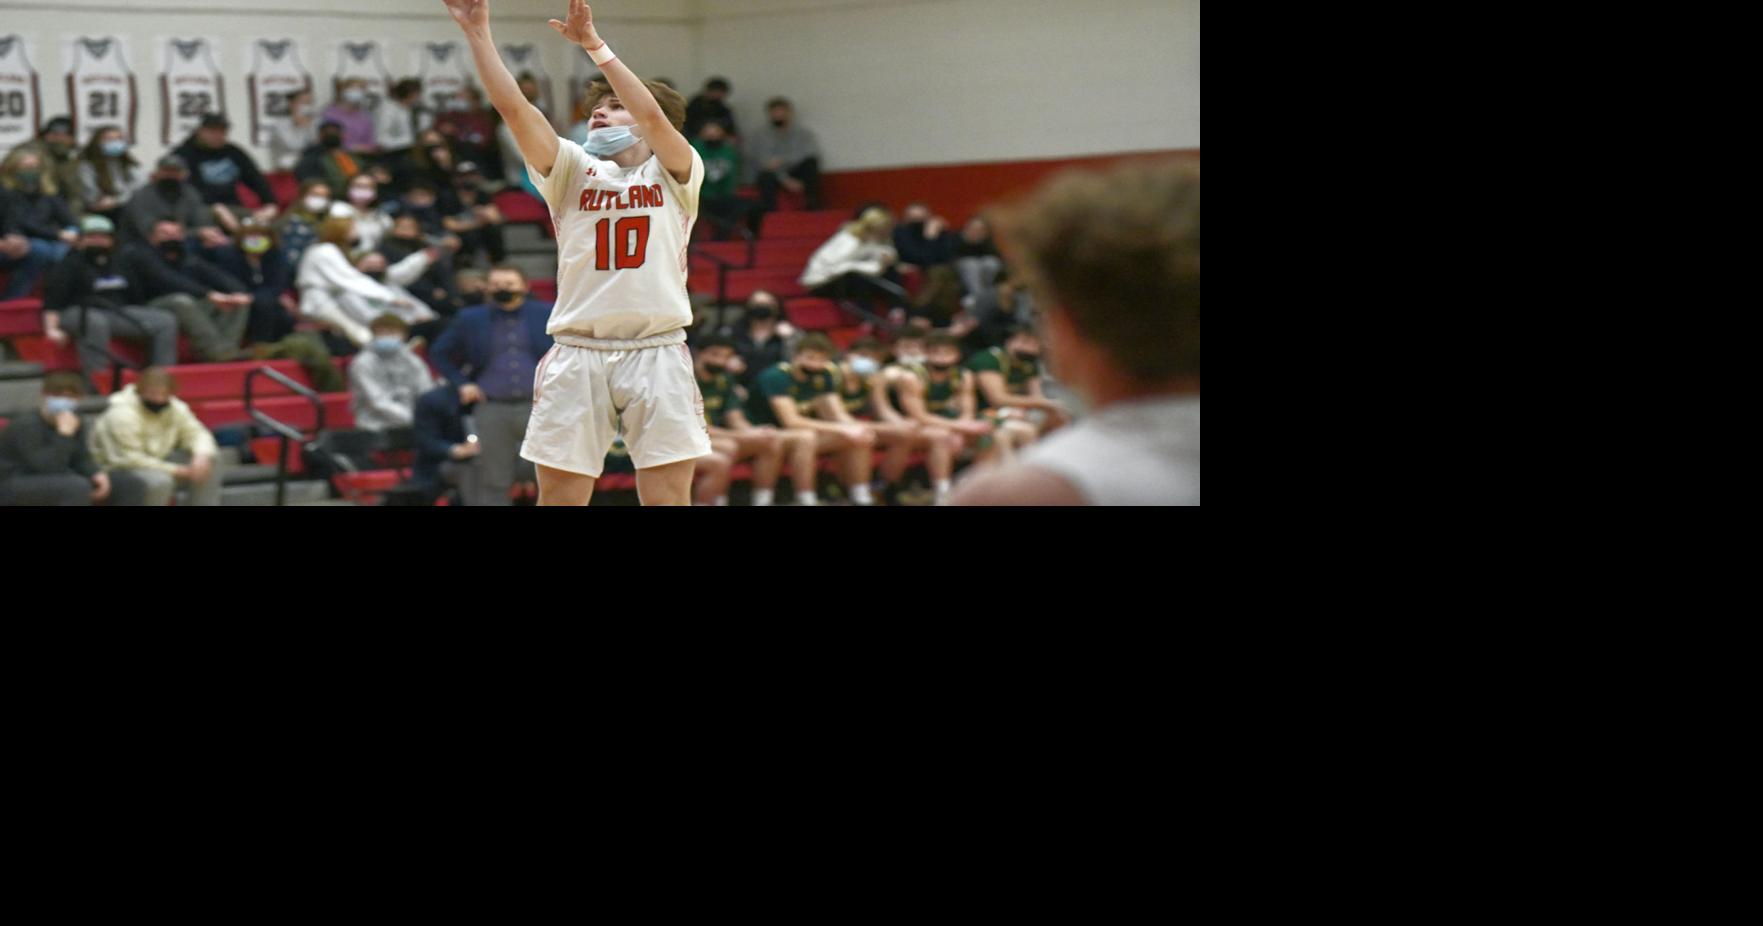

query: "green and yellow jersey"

left=965, top=347, right=1040, bottom=410
left=750, top=362, right=840, bottom=425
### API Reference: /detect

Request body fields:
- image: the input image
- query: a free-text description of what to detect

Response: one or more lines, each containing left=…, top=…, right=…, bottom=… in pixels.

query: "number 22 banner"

left=249, top=39, right=310, bottom=148
left=159, top=37, right=226, bottom=146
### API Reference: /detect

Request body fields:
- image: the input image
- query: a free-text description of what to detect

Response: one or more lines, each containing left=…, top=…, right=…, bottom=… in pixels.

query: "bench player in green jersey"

left=751, top=334, right=877, bottom=505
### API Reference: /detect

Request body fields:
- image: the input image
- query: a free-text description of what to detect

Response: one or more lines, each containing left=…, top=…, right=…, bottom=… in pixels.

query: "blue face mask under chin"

left=585, top=125, right=641, bottom=157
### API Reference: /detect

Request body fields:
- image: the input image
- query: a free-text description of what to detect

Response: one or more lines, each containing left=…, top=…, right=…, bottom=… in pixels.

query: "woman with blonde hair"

left=295, top=214, right=438, bottom=346
left=799, top=206, right=910, bottom=316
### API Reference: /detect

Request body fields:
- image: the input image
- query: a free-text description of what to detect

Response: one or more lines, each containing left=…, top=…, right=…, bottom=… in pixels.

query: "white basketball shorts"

left=520, top=334, right=712, bottom=478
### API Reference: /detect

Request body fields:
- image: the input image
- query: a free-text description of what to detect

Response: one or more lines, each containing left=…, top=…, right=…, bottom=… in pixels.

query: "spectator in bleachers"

left=323, top=78, right=379, bottom=155
left=268, top=88, right=321, bottom=172
left=729, top=290, right=795, bottom=390
left=409, top=382, right=482, bottom=504
left=89, top=366, right=226, bottom=507
left=452, top=267, right=488, bottom=314
left=377, top=79, right=424, bottom=175
left=120, top=156, right=229, bottom=251
left=953, top=215, right=1003, bottom=303
left=380, top=214, right=461, bottom=325
left=173, top=114, right=280, bottom=235
left=387, top=181, right=449, bottom=238
left=685, top=77, right=739, bottom=141
left=747, top=97, right=822, bottom=211
left=1, top=116, right=84, bottom=217
left=273, top=179, right=334, bottom=271
left=893, top=201, right=964, bottom=326
left=330, top=173, right=395, bottom=255
left=293, top=121, right=364, bottom=193
left=127, top=219, right=256, bottom=363
left=693, top=120, right=758, bottom=238
left=39, top=215, right=179, bottom=378
left=297, top=214, right=437, bottom=346
left=800, top=207, right=911, bottom=315
left=837, top=336, right=959, bottom=505
left=0, top=371, right=123, bottom=506
left=968, top=325, right=1068, bottom=436
left=1, top=152, right=77, bottom=299
left=750, top=333, right=877, bottom=506
left=888, top=331, right=1018, bottom=465
left=429, top=265, right=549, bottom=507
left=692, top=335, right=812, bottom=507
left=211, top=220, right=345, bottom=392
left=444, top=162, right=507, bottom=266
left=349, top=313, right=437, bottom=432
left=405, top=133, right=460, bottom=198
left=437, top=87, right=496, bottom=172
left=76, top=127, right=145, bottom=225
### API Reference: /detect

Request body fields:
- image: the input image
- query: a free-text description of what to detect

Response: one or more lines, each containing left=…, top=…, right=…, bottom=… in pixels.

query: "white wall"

left=0, top=0, right=697, bottom=166
left=693, top=0, right=1200, bottom=170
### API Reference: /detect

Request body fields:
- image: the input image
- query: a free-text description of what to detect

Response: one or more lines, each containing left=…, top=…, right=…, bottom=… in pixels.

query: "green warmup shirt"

left=838, top=363, right=875, bottom=419
left=691, top=139, right=742, bottom=200
left=903, top=363, right=964, bottom=419
left=965, top=347, right=1040, bottom=410
left=698, top=369, right=744, bottom=429
left=751, top=362, right=840, bottom=426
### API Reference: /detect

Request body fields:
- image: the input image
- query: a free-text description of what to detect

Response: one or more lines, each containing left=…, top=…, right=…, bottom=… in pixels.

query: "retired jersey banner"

left=0, top=34, right=44, bottom=153
left=66, top=35, right=139, bottom=145
left=248, top=38, right=311, bottom=147
left=159, top=37, right=226, bottom=146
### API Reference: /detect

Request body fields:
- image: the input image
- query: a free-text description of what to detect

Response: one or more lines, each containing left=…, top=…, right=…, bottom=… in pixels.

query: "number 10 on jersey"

left=594, top=216, right=650, bottom=271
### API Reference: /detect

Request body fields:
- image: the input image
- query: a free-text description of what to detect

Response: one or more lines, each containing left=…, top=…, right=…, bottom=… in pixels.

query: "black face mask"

left=748, top=309, right=776, bottom=321
left=158, top=241, right=185, bottom=263
left=82, top=246, right=112, bottom=263
left=492, top=290, right=523, bottom=305
left=321, top=135, right=343, bottom=149
left=704, top=138, right=725, bottom=149
left=1012, top=351, right=1040, bottom=363
left=703, top=362, right=728, bottom=375
left=140, top=398, right=170, bottom=414
left=928, top=361, right=956, bottom=373
left=155, top=179, right=183, bottom=197
left=771, top=118, right=787, bottom=128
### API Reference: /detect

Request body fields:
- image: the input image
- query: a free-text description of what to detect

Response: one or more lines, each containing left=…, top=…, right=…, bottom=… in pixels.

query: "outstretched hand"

left=549, top=0, right=602, bottom=48
left=443, top=0, right=490, bottom=31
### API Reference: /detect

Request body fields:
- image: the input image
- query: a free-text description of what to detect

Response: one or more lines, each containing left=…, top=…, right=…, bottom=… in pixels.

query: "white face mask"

left=303, top=195, right=330, bottom=214
left=343, top=89, right=367, bottom=105
left=849, top=356, right=880, bottom=377
left=348, top=187, right=376, bottom=205
left=585, top=125, right=640, bottom=157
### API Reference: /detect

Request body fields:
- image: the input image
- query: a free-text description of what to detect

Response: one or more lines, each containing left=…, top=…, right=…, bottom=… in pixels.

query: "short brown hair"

left=370, top=314, right=409, bottom=334
left=137, top=367, right=178, bottom=393
left=795, top=334, right=835, bottom=358
left=42, top=371, right=86, bottom=396
left=925, top=333, right=961, bottom=352
left=581, top=79, right=687, bottom=132
left=998, top=159, right=1200, bottom=379
left=488, top=264, right=528, bottom=282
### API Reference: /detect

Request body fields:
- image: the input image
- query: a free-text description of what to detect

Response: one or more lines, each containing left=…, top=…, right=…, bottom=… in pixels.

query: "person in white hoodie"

left=799, top=206, right=911, bottom=316
left=296, top=214, right=438, bottom=346
left=88, top=367, right=227, bottom=506
left=328, top=173, right=396, bottom=255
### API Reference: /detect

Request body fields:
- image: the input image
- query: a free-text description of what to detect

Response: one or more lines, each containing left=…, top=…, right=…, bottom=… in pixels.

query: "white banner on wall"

left=158, top=37, right=225, bottom=146
left=333, top=39, right=393, bottom=113
left=412, top=40, right=474, bottom=112
left=247, top=39, right=312, bottom=148
left=500, top=43, right=555, bottom=125
left=0, top=34, right=44, bottom=153
left=64, top=35, right=139, bottom=146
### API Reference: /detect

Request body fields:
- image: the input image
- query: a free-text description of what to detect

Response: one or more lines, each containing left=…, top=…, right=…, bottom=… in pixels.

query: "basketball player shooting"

left=443, top=0, right=710, bottom=506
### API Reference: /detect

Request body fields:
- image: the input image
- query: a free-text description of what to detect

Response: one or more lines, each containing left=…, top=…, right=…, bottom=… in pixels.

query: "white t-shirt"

left=527, top=137, right=703, bottom=341
left=1019, top=394, right=1201, bottom=506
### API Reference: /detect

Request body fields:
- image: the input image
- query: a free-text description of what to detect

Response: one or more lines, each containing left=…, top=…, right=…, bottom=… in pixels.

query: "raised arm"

left=444, top=0, right=562, bottom=177
left=549, top=0, right=694, bottom=183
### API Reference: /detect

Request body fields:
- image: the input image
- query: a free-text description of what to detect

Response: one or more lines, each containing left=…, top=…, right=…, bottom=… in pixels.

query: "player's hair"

left=487, top=264, right=528, bottom=283
left=845, top=207, right=893, bottom=240
left=369, top=314, right=409, bottom=334
left=898, top=319, right=933, bottom=341
left=847, top=337, right=884, bottom=356
left=697, top=335, right=738, bottom=353
left=794, top=334, right=836, bottom=357
left=581, top=78, right=687, bottom=132
left=998, top=159, right=1200, bottom=380
left=137, top=367, right=177, bottom=393
left=317, top=215, right=356, bottom=247
left=925, top=333, right=961, bottom=353
left=1004, top=324, right=1038, bottom=342
left=42, top=371, right=86, bottom=397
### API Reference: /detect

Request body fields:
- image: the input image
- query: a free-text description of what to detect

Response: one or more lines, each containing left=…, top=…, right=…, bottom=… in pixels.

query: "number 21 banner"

left=65, top=35, right=138, bottom=145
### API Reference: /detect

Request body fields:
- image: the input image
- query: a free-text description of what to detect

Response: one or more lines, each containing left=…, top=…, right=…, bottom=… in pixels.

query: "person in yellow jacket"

left=89, top=368, right=227, bottom=506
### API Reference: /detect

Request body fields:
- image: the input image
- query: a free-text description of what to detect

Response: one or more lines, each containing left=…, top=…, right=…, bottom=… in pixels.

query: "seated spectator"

left=267, top=88, right=320, bottom=172
left=887, top=332, right=1019, bottom=465
left=409, top=382, right=482, bottom=504
left=322, top=79, right=379, bottom=155
left=444, top=162, right=506, bottom=266
left=386, top=181, right=449, bottom=237
left=800, top=207, right=910, bottom=314
left=173, top=114, right=280, bottom=233
left=293, top=120, right=364, bottom=193
left=953, top=215, right=1003, bottom=301
left=1, top=152, right=78, bottom=299
left=127, top=219, right=256, bottom=362
left=121, top=155, right=229, bottom=250
left=837, top=336, right=959, bottom=506
left=379, top=214, right=462, bottom=327
left=211, top=220, right=344, bottom=391
left=685, top=77, right=739, bottom=140
left=728, top=290, right=795, bottom=389
left=273, top=178, right=334, bottom=270
left=41, top=215, right=179, bottom=378
left=1, top=116, right=84, bottom=217
left=747, top=97, right=822, bottom=211
left=967, top=325, right=1069, bottom=436
left=950, top=161, right=1200, bottom=506
left=893, top=201, right=964, bottom=324
left=404, top=133, right=459, bottom=199
left=377, top=78, right=424, bottom=174
left=297, top=215, right=437, bottom=346
left=0, top=371, right=131, bottom=506
left=691, top=335, right=813, bottom=507
left=349, top=313, right=437, bottom=432
left=455, top=268, right=488, bottom=309
left=89, top=366, right=227, bottom=506
left=330, top=172, right=395, bottom=254
left=429, top=265, right=550, bottom=506
left=693, top=120, right=759, bottom=238
left=436, top=86, right=496, bottom=170
left=76, top=127, right=145, bottom=224
left=749, top=334, right=878, bottom=506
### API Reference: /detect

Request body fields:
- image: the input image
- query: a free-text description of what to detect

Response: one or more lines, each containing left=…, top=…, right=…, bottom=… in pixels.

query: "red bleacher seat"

left=249, top=435, right=308, bottom=475
left=266, top=172, right=300, bottom=209
left=825, top=326, right=868, bottom=351
left=194, top=392, right=353, bottom=431
left=96, top=359, right=311, bottom=398
left=529, top=279, right=557, bottom=302
left=691, top=269, right=806, bottom=304
left=760, top=210, right=847, bottom=241
left=333, top=469, right=409, bottom=505
left=0, top=298, right=42, bottom=337
left=495, top=190, right=551, bottom=227
left=782, top=298, right=847, bottom=331
left=693, top=240, right=820, bottom=271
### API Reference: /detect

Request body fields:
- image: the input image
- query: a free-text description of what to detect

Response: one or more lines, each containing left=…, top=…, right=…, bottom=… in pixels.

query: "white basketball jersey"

left=528, top=139, right=705, bottom=341
left=68, top=37, right=137, bottom=144
left=248, top=39, right=312, bottom=148
left=334, top=41, right=391, bottom=113
left=500, top=43, right=554, bottom=123
left=0, top=35, right=43, bottom=154
left=160, top=39, right=224, bottom=146
left=417, top=42, right=473, bottom=112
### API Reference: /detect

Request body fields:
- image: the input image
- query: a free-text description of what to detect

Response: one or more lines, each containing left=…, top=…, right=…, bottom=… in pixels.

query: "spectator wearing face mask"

left=173, top=114, right=280, bottom=234
left=209, top=220, right=345, bottom=392
left=77, top=127, right=144, bottom=223
left=379, top=214, right=462, bottom=329
left=349, top=313, right=437, bottom=432
left=436, top=86, right=495, bottom=170
left=329, top=173, right=395, bottom=255
left=297, top=214, right=437, bottom=347
left=323, top=79, right=379, bottom=155
left=728, top=291, right=797, bottom=390
left=1, top=151, right=78, bottom=299
left=268, top=89, right=321, bottom=172
left=125, top=219, right=257, bottom=363
left=120, top=156, right=229, bottom=250
left=1, top=116, right=85, bottom=217
left=41, top=215, right=180, bottom=379
left=684, top=77, right=739, bottom=141
left=294, top=120, right=364, bottom=193
left=443, top=162, right=506, bottom=266
left=429, top=265, right=551, bottom=507
left=89, top=367, right=227, bottom=506
left=378, top=79, right=424, bottom=172
left=0, top=371, right=129, bottom=506
left=274, top=179, right=334, bottom=271
left=386, top=181, right=449, bottom=238
left=746, top=97, right=822, bottom=211
left=409, top=382, right=483, bottom=504
left=693, top=120, right=758, bottom=238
